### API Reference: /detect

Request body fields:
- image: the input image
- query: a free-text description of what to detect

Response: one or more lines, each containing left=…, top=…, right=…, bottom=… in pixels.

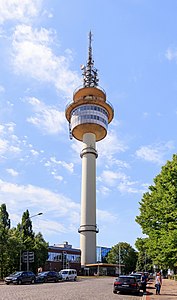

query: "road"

left=0, top=277, right=144, bottom=300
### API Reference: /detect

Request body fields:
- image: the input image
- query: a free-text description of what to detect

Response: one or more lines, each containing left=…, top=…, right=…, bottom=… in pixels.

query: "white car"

left=59, top=269, right=77, bottom=281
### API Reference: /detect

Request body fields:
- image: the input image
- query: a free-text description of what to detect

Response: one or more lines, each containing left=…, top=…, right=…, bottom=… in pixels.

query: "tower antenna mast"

left=82, top=31, right=99, bottom=88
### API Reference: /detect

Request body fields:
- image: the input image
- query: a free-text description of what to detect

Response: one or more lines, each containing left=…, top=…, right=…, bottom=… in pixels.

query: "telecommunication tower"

left=65, top=32, right=114, bottom=266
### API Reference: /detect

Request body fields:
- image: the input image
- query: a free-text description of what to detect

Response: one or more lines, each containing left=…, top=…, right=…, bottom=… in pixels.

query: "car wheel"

left=18, top=279, right=22, bottom=285
left=113, top=290, right=117, bottom=294
left=5, top=283, right=10, bottom=285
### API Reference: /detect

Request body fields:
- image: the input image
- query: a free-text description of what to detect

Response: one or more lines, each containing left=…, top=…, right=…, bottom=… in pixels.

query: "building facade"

left=97, top=246, right=111, bottom=263
left=44, top=242, right=81, bottom=272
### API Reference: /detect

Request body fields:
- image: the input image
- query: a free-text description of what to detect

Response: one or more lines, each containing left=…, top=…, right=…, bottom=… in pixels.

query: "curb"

left=143, top=292, right=151, bottom=300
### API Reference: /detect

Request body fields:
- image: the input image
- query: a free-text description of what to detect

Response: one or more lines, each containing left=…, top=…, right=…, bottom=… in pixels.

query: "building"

left=65, top=32, right=114, bottom=267
left=44, top=242, right=122, bottom=276
left=97, top=246, right=111, bottom=263
left=44, top=241, right=81, bottom=272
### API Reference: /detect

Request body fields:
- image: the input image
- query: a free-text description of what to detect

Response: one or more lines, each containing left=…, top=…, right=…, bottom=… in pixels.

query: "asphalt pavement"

left=144, top=278, right=177, bottom=300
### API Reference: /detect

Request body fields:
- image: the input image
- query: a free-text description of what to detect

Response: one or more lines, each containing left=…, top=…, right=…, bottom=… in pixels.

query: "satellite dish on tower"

left=80, top=64, right=85, bottom=70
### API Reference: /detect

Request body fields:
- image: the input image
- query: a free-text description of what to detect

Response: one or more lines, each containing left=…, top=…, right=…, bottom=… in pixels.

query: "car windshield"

left=133, top=274, right=141, bottom=279
left=60, top=271, right=68, bottom=274
left=11, top=272, right=23, bottom=276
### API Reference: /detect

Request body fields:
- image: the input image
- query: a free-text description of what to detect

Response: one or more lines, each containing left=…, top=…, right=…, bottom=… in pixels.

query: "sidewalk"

left=144, top=279, right=177, bottom=300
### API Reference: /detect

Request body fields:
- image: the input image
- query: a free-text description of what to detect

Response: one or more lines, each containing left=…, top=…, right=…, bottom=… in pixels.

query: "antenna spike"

left=82, top=32, right=99, bottom=88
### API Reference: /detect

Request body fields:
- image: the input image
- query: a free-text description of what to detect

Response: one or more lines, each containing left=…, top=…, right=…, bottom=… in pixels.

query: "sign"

left=22, top=251, right=34, bottom=263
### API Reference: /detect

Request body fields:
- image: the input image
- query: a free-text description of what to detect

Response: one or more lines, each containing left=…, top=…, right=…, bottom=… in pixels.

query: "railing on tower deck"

left=73, top=85, right=106, bottom=97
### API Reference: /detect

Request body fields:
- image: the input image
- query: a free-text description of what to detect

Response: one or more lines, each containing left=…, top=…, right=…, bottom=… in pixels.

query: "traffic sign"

left=22, top=251, right=34, bottom=263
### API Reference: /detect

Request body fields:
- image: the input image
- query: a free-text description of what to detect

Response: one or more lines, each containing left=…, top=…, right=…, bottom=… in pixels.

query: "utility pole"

left=119, top=245, right=121, bottom=275
left=145, top=251, right=147, bottom=272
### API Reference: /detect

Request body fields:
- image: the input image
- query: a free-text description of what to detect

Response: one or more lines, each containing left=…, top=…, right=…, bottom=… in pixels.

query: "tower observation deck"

left=65, top=32, right=114, bottom=267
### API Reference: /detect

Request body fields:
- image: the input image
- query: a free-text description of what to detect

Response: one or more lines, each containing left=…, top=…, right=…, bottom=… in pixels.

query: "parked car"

left=59, top=269, right=77, bottom=281
left=4, top=271, right=36, bottom=285
left=113, top=275, right=140, bottom=295
left=131, top=273, right=143, bottom=290
left=36, top=271, right=61, bottom=283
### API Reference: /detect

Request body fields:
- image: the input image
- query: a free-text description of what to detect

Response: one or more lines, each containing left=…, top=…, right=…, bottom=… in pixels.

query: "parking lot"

left=0, top=277, right=144, bottom=300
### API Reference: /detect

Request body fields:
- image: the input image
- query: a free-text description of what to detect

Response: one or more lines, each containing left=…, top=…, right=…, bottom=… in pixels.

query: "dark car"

left=113, top=275, right=140, bottom=295
left=131, top=273, right=143, bottom=289
left=4, top=271, right=36, bottom=285
left=36, top=271, right=60, bottom=283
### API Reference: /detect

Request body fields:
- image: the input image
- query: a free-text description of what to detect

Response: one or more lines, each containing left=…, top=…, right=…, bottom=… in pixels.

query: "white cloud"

left=101, top=170, right=125, bottom=187
left=70, top=128, right=128, bottom=167
left=117, top=181, right=145, bottom=194
left=44, top=156, right=73, bottom=182
left=97, top=185, right=111, bottom=196
left=26, top=97, right=66, bottom=134
left=165, top=47, right=177, bottom=61
left=0, top=85, right=5, bottom=92
left=30, top=149, right=39, bottom=156
left=97, top=209, right=118, bottom=224
left=142, top=112, right=149, bottom=118
left=6, top=168, right=19, bottom=177
left=99, top=170, right=147, bottom=194
left=11, top=24, right=80, bottom=96
left=38, top=219, right=67, bottom=235
left=0, top=122, right=22, bottom=158
left=52, top=173, right=63, bottom=182
left=0, top=0, right=42, bottom=24
left=50, top=156, right=74, bottom=173
left=135, top=141, right=175, bottom=164
left=0, top=180, right=115, bottom=237
left=98, top=129, right=127, bottom=159
left=0, top=179, right=80, bottom=220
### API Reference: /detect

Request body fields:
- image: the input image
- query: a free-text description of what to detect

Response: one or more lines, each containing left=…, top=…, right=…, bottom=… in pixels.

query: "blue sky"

left=0, top=0, right=176, bottom=250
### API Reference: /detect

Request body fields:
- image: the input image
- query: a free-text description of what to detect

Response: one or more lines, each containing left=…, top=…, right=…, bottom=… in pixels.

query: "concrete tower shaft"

left=78, top=132, right=98, bottom=265
left=65, top=32, right=114, bottom=267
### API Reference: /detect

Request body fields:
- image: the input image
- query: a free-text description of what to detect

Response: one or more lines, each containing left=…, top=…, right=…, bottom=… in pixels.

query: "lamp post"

left=145, top=251, right=147, bottom=272
left=19, top=212, right=43, bottom=271
left=62, top=251, right=67, bottom=270
left=118, top=245, right=121, bottom=276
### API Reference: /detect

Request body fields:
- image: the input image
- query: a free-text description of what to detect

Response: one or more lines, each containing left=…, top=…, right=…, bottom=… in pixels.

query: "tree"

left=33, top=232, right=48, bottom=272
left=136, top=154, right=177, bottom=271
left=0, top=204, right=10, bottom=278
left=17, top=210, right=48, bottom=273
left=135, top=238, right=153, bottom=272
left=107, top=242, right=138, bottom=274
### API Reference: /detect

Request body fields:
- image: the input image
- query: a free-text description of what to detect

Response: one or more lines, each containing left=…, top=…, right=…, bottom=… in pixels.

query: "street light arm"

left=30, top=213, right=43, bottom=219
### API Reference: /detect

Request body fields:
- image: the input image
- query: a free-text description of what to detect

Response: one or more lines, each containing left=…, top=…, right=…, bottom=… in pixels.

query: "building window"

left=47, top=252, right=62, bottom=262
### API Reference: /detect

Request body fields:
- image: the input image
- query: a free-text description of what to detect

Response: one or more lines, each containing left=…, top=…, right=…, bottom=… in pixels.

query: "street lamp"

left=62, top=251, right=67, bottom=270
left=118, top=245, right=121, bottom=275
left=19, top=212, right=43, bottom=271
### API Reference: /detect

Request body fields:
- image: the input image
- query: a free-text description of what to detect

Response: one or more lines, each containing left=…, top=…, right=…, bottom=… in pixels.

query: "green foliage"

left=0, top=205, right=48, bottom=277
left=136, top=154, right=177, bottom=271
left=0, top=204, right=10, bottom=278
left=33, top=232, right=49, bottom=272
left=135, top=238, right=153, bottom=272
left=107, top=242, right=138, bottom=274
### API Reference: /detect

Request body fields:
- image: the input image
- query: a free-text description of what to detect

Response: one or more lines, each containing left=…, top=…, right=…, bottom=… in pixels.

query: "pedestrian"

left=141, top=272, right=147, bottom=295
left=155, top=272, right=162, bottom=295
